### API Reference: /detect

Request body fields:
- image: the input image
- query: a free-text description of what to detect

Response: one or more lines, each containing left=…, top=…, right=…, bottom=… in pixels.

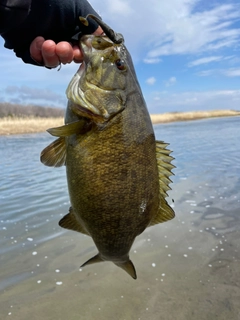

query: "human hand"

left=30, top=37, right=82, bottom=67
left=30, top=26, right=103, bottom=68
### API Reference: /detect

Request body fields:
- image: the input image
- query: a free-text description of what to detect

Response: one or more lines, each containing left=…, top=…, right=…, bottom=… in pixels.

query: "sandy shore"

left=0, top=110, right=240, bottom=135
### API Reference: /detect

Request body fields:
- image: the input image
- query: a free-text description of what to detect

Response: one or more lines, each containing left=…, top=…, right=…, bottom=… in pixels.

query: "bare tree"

left=0, top=103, right=64, bottom=118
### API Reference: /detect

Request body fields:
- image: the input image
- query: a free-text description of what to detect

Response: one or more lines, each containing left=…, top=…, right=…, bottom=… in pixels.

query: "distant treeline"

left=0, top=102, right=64, bottom=118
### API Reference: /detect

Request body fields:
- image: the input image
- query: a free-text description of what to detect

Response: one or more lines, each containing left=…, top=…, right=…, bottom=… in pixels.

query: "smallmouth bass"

left=41, top=15, right=175, bottom=279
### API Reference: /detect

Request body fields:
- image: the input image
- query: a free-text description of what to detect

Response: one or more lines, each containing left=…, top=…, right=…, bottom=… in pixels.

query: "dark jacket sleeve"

left=0, top=0, right=101, bottom=66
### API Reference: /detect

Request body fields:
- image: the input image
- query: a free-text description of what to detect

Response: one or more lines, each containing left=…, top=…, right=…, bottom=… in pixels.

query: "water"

left=0, top=117, right=240, bottom=320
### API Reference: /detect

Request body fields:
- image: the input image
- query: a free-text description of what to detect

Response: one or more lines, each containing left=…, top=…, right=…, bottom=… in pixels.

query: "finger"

left=93, top=26, right=104, bottom=35
left=55, top=42, right=74, bottom=64
left=41, top=40, right=59, bottom=68
left=72, top=27, right=104, bottom=63
left=30, top=36, right=45, bottom=63
left=72, top=45, right=83, bottom=63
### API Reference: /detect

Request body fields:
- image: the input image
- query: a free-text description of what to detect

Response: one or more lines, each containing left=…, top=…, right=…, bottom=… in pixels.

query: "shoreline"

left=0, top=110, right=239, bottom=135
left=0, top=117, right=64, bottom=136
left=150, top=109, right=240, bottom=124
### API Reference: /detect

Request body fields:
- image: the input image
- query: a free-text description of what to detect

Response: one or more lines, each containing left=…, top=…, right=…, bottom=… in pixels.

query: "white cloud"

left=222, top=68, right=240, bottom=77
left=196, top=69, right=215, bottom=77
left=141, top=2, right=240, bottom=60
left=188, top=56, right=224, bottom=67
left=144, top=58, right=162, bottom=64
left=165, top=77, right=177, bottom=87
left=90, top=1, right=240, bottom=63
left=146, top=77, right=156, bottom=85
left=197, top=67, right=240, bottom=77
left=103, top=0, right=133, bottom=16
left=148, top=89, right=240, bottom=113
left=3, top=85, right=66, bottom=107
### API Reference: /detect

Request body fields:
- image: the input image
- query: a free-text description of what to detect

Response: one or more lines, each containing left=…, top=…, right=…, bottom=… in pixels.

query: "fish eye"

left=115, top=59, right=126, bottom=70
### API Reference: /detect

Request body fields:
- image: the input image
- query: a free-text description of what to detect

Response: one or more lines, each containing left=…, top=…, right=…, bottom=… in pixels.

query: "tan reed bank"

left=0, top=117, right=64, bottom=135
left=0, top=110, right=240, bottom=135
left=150, top=109, right=240, bottom=124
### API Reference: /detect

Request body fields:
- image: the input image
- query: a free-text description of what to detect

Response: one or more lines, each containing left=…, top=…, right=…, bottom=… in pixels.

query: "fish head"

left=66, top=34, right=129, bottom=123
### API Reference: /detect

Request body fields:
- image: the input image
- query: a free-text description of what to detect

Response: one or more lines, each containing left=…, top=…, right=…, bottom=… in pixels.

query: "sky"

left=1, top=0, right=240, bottom=114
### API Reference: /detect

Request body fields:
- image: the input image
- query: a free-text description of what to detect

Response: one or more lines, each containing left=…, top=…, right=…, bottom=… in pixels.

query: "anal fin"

left=59, top=207, right=89, bottom=235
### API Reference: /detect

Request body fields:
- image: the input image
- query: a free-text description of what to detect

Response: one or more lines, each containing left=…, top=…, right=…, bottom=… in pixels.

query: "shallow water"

left=0, top=117, right=240, bottom=320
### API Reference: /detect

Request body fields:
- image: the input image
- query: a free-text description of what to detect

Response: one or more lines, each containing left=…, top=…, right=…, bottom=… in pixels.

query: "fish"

left=40, top=15, right=175, bottom=279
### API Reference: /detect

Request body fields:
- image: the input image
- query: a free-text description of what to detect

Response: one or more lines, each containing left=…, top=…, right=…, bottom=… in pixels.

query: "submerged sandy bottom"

left=1, top=174, right=239, bottom=320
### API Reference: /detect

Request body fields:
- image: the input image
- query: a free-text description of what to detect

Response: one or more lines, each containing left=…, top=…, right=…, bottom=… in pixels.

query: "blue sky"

left=1, top=0, right=240, bottom=114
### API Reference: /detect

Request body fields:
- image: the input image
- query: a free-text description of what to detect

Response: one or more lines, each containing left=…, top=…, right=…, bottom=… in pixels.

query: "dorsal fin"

left=156, top=140, right=175, bottom=198
left=40, top=137, right=66, bottom=167
left=149, top=140, right=175, bottom=226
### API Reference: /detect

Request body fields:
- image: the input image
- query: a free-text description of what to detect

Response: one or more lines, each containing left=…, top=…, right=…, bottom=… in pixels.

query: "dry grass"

left=150, top=109, right=240, bottom=124
left=0, top=109, right=240, bottom=135
left=0, top=117, right=63, bottom=135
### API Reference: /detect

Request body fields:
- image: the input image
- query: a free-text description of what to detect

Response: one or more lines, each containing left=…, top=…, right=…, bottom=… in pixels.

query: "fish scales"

left=66, top=104, right=159, bottom=258
left=41, top=15, right=175, bottom=279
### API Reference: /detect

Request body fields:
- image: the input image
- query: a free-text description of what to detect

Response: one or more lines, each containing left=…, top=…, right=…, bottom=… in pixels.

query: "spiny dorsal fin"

left=40, top=137, right=66, bottom=167
left=47, top=119, right=87, bottom=137
left=59, top=207, right=89, bottom=235
left=149, top=140, right=175, bottom=226
left=115, top=259, right=137, bottom=280
left=156, top=140, right=175, bottom=198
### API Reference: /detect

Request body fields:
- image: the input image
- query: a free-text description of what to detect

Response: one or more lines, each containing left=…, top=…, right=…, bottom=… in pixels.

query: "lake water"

left=1, top=116, right=240, bottom=320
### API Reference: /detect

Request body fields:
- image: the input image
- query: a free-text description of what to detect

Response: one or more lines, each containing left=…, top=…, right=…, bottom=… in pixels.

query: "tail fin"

left=80, top=254, right=103, bottom=268
left=115, top=259, right=137, bottom=279
left=80, top=254, right=137, bottom=279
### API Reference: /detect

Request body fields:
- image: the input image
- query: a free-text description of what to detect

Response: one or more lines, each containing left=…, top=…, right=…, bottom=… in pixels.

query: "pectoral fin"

left=47, top=119, right=88, bottom=137
left=40, top=137, right=66, bottom=167
left=149, top=140, right=175, bottom=226
left=59, top=207, right=89, bottom=235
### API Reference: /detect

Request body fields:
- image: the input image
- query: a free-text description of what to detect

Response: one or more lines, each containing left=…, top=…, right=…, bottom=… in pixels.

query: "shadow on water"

left=0, top=117, right=240, bottom=320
